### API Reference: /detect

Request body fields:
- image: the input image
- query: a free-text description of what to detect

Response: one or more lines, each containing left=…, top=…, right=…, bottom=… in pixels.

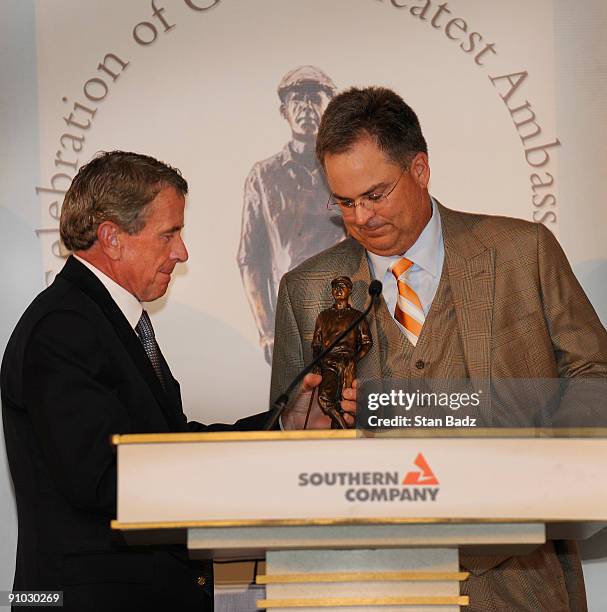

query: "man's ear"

left=97, top=221, right=122, bottom=260
left=279, top=103, right=287, bottom=120
left=410, top=152, right=430, bottom=188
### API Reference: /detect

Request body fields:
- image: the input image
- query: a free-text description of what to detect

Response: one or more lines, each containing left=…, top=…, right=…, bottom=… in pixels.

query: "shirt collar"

left=280, top=142, right=295, bottom=166
left=367, top=196, right=443, bottom=279
left=74, top=255, right=143, bottom=330
left=280, top=141, right=318, bottom=169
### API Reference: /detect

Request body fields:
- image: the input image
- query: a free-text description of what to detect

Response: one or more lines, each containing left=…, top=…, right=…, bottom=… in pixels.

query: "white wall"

left=554, top=2, right=607, bottom=608
left=0, top=0, right=42, bottom=590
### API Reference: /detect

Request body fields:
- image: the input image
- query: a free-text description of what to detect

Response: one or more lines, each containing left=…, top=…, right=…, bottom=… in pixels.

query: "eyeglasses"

left=326, top=169, right=405, bottom=215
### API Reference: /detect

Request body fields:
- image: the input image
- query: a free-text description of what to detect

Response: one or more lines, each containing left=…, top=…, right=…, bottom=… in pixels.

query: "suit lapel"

left=345, top=239, right=384, bottom=383
left=438, top=204, right=495, bottom=380
left=59, top=257, right=184, bottom=431
left=157, top=351, right=187, bottom=431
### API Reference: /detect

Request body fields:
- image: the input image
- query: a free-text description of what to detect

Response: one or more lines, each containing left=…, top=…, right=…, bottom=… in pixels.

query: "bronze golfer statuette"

left=309, top=276, right=372, bottom=428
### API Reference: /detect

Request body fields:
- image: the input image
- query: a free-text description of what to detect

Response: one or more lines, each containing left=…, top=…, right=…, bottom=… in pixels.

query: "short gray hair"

left=60, top=150, right=188, bottom=251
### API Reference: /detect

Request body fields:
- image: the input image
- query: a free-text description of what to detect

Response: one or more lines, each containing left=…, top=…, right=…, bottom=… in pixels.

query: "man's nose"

left=353, top=202, right=375, bottom=226
left=172, top=236, right=188, bottom=263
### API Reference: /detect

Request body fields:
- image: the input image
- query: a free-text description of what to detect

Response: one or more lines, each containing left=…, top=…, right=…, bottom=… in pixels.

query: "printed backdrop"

left=35, top=0, right=562, bottom=421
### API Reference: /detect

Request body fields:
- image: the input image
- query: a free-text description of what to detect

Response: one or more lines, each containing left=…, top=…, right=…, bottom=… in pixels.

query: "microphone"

left=368, top=279, right=382, bottom=298
left=263, top=280, right=383, bottom=430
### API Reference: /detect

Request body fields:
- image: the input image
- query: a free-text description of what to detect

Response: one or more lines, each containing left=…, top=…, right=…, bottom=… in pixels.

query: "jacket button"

left=415, top=360, right=425, bottom=370
left=197, top=576, right=206, bottom=586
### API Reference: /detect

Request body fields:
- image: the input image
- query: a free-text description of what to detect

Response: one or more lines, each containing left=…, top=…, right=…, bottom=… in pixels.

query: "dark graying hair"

left=316, top=87, right=428, bottom=168
left=60, top=150, right=188, bottom=251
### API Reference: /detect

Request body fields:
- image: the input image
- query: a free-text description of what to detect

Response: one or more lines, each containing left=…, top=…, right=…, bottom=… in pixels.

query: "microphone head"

left=368, top=280, right=383, bottom=297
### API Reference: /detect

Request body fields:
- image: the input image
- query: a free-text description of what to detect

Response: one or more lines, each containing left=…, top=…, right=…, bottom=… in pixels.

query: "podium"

left=112, top=430, right=607, bottom=611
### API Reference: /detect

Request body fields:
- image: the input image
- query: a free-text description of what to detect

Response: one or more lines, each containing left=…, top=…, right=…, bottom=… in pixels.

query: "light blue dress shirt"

left=367, top=197, right=445, bottom=331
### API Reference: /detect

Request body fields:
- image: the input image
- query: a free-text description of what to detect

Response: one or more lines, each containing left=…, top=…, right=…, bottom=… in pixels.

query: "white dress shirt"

left=367, top=197, right=445, bottom=330
left=74, top=255, right=143, bottom=330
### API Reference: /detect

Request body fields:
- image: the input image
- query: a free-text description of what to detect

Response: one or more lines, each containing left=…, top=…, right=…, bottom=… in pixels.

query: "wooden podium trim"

left=112, top=428, right=607, bottom=445
left=256, top=571, right=470, bottom=584
left=257, top=595, right=470, bottom=607
left=111, top=517, right=548, bottom=530
left=368, top=427, right=607, bottom=438
left=112, top=430, right=356, bottom=445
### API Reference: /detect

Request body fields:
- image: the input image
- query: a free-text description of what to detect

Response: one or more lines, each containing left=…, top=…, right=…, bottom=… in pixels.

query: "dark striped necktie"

left=135, top=310, right=166, bottom=388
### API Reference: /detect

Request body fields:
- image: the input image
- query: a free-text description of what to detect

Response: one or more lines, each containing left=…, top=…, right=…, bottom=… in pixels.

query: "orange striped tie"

left=391, top=258, right=425, bottom=346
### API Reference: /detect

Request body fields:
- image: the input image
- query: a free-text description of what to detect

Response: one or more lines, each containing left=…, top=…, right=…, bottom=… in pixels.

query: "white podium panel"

left=112, top=431, right=607, bottom=610
left=113, top=431, right=607, bottom=526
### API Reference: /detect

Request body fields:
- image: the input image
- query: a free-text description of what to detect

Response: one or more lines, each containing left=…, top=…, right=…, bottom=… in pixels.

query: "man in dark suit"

left=1, top=151, right=322, bottom=611
left=271, top=88, right=607, bottom=611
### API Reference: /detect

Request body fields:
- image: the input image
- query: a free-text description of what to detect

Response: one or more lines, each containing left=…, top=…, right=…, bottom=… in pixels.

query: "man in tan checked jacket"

left=269, top=87, right=607, bottom=611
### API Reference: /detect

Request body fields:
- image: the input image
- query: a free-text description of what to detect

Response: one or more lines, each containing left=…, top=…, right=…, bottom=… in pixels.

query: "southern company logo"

left=298, top=453, right=439, bottom=503
left=402, top=452, right=439, bottom=486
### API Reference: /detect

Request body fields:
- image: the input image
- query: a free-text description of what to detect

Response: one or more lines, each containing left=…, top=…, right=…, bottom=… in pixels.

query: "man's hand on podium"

left=281, top=374, right=357, bottom=430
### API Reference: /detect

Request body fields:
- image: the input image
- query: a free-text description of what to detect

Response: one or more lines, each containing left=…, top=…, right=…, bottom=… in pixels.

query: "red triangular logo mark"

left=402, top=453, right=439, bottom=485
